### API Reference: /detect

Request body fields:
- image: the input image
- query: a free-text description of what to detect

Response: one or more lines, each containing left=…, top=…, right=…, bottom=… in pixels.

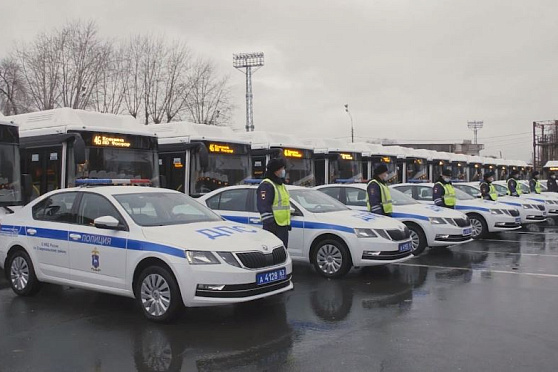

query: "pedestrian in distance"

left=507, top=169, right=522, bottom=197
left=433, top=168, right=456, bottom=209
left=548, top=172, right=558, bottom=192
left=257, top=157, right=291, bottom=248
left=366, top=164, right=393, bottom=216
left=480, top=171, right=498, bottom=201
left=529, top=171, right=542, bottom=194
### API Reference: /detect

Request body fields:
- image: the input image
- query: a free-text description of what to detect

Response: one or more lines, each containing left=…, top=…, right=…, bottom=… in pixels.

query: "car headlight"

left=429, top=217, right=446, bottom=225
left=185, top=250, right=220, bottom=265
left=490, top=209, right=503, bottom=215
left=355, top=228, right=378, bottom=238
left=216, top=251, right=241, bottom=267
left=523, top=204, right=532, bottom=209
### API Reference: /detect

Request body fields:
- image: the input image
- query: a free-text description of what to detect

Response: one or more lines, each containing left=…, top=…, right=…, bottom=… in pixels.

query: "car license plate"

left=515, top=217, right=521, bottom=223
left=399, top=241, right=412, bottom=252
left=463, top=228, right=472, bottom=236
left=543, top=211, right=547, bottom=216
left=256, top=267, right=287, bottom=286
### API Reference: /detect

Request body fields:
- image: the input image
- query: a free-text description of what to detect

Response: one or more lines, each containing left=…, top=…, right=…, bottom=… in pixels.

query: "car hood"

left=141, top=221, right=283, bottom=253
left=312, top=210, right=406, bottom=230
left=394, top=204, right=466, bottom=218
left=455, top=199, right=516, bottom=211
left=497, top=196, right=543, bottom=206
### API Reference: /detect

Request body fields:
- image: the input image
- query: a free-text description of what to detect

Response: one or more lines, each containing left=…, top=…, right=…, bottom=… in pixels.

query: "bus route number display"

left=284, top=149, right=303, bottom=158
left=93, top=135, right=131, bottom=148
left=209, top=143, right=234, bottom=154
left=340, top=153, right=354, bottom=160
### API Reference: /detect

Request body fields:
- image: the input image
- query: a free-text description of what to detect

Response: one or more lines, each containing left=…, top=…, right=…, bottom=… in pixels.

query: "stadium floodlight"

left=234, top=52, right=265, bottom=132
left=467, top=120, right=484, bottom=144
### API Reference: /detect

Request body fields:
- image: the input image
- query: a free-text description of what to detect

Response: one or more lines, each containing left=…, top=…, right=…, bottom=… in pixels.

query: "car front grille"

left=386, top=227, right=411, bottom=241
left=536, top=204, right=545, bottom=211
left=453, top=218, right=470, bottom=227
left=237, top=247, right=287, bottom=269
left=509, top=209, right=520, bottom=217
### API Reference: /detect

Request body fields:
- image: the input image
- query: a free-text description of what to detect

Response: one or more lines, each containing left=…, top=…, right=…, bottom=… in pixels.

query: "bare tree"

left=185, top=59, right=233, bottom=125
left=0, top=57, right=29, bottom=115
left=91, top=43, right=126, bottom=114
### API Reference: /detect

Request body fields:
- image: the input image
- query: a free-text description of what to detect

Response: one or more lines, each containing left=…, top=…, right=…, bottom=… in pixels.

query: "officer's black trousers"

left=263, top=223, right=289, bottom=248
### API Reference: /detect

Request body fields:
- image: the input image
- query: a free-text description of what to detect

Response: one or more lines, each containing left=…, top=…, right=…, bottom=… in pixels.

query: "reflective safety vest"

left=436, top=182, right=456, bottom=207
left=481, top=182, right=498, bottom=201
left=367, top=179, right=393, bottom=214
left=535, top=180, right=542, bottom=194
left=507, top=178, right=522, bottom=196
left=261, top=179, right=291, bottom=226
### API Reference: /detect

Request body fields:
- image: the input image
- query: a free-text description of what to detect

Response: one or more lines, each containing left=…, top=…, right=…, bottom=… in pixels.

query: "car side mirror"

left=290, top=207, right=296, bottom=215
left=94, top=216, right=122, bottom=230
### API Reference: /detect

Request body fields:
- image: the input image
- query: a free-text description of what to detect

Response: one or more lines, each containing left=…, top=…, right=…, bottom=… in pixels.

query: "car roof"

left=53, top=186, right=182, bottom=197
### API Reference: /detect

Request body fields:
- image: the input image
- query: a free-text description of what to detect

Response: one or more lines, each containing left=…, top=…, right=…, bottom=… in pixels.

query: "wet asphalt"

left=1, top=225, right=558, bottom=372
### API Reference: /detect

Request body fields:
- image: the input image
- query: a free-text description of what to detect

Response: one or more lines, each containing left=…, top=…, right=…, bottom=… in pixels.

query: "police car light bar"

left=75, top=179, right=152, bottom=186
left=244, top=179, right=263, bottom=185
left=335, top=178, right=357, bottom=184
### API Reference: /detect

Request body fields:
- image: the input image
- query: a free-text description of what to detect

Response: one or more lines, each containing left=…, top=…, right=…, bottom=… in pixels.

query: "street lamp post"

left=344, top=104, right=354, bottom=143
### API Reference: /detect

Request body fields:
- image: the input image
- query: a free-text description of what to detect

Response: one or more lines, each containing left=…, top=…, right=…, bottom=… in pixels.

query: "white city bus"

left=0, top=119, right=24, bottom=218
left=149, top=122, right=251, bottom=197
left=241, top=131, right=315, bottom=186
left=7, top=108, right=159, bottom=200
left=304, top=138, right=362, bottom=185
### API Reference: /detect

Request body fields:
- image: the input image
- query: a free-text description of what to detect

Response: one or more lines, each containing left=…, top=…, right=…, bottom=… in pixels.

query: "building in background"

left=390, top=140, right=484, bottom=156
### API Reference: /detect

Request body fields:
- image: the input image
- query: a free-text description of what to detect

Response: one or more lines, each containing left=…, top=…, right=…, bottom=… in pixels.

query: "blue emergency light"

left=75, top=179, right=152, bottom=186
left=243, top=179, right=263, bottom=185
left=335, top=178, right=357, bottom=184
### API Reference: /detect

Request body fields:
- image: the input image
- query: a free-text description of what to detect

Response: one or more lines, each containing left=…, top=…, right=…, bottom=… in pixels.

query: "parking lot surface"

left=1, top=227, right=558, bottom=372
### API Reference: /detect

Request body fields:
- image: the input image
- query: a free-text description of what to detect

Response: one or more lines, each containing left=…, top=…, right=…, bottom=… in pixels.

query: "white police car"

left=0, top=180, right=293, bottom=322
left=197, top=185, right=413, bottom=279
left=391, top=183, right=522, bottom=238
left=453, top=182, right=546, bottom=224
left=492, top=180, right=558, bottom=217
left=315, top=184, right=472, bottom=255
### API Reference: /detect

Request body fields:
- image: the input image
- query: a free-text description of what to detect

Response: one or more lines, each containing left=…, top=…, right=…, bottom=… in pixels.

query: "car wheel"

left=312, top=239, right=352, bottom=279
left=136, top=266, right=182, bottom=323
left=406, top=223, right=427, bottom=256
left=468, top=214, right=488, bottom=239
left=8, top=249, right=41, bottom=296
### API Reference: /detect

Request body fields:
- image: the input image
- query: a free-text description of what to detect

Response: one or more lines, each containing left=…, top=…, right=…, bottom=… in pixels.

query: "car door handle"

left=249, top=217, right=261, bottom=224
left=69, top=233, right=82, bottom=241
left=26, top=228, right=37, bottom=236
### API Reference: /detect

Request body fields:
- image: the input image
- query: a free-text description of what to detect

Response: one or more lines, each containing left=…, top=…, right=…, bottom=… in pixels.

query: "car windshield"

left=390, top=188, right=419, bottom=205
left=454, top=184, right=481, bottom=198
left=115, top=192, right=222, bottom=226
left=493, top=183, right=508, bottom=196
left=454, top=188, right=475, bottom=200
left=290, top=189, right=349, bottom=213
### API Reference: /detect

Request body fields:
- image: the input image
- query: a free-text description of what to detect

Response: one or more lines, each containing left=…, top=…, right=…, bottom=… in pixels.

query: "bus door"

left=23, top=146, right=63, bottom=200
left=159, top=152, right=186, bottom=193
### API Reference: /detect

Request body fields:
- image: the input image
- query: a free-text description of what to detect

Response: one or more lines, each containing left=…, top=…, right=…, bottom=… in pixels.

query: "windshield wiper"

left=2, top=206, right=15, bottom=214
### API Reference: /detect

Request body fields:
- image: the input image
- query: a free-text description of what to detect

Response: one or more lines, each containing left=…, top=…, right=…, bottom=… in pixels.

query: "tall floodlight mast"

left=233, top=52, right=264, bottom=132
left=467, top=120, right=484, bottom=144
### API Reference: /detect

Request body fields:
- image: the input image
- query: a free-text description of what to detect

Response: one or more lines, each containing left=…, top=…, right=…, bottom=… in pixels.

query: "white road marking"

left=457, top=249, right=558, bottom=258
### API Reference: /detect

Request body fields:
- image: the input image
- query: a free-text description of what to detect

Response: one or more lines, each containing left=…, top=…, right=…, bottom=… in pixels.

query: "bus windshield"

left=68, top=131, right=159, bottom=187
left=406, top=159, right=428, bottom=181
left=0, top=143, right=22, bottom=206
left=191, top=151, right=251, bottom=196
left=330, top=153, right=362, bottom=182
left=372, top=157, right=397, bottom=184
left=285, top=155, right=314, bottom=187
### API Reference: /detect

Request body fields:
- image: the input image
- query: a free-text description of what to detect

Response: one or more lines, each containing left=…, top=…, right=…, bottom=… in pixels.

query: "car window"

left=206, top=193, right=221, bottom=210
left=214, top=189, right=250, bottom=211
left=345, top=188, right=367, bottom=207
left=116, top=192, right=222, bottom=226
left=456, top=185, right=480, bottom=198
left=320, top=187, right=341, bottom=201
left=390, top=188, right=418, bottom=205
left=32, top=192, right=77, bottom=223
left=393, top=185, right=413, bottom=197
left=493, top=184, right=508, bottom=196
left=77, top=193, right=125, bottom=227
left=416, top=186, right=432, bottom=201
left=290, top=189, right=348, bottom=213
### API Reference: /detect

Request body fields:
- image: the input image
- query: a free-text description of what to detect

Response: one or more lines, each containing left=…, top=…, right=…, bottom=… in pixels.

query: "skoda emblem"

left=262, top=245, right=269, bottom=251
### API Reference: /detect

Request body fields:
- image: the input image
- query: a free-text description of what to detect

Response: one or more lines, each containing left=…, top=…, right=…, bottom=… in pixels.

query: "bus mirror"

left=197, top=143, right=209, bottom=169
left=159, top=175, right=167, bottom=188
left=271, top=149, right=282, bottom=158
left=21, top=174, right=32, bottom=199
left=73, top=135, right=86, bottom=164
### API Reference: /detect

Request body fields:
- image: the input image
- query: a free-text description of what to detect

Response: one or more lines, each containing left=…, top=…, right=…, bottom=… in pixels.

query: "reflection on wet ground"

left=1, top=226, right=558, bottom=371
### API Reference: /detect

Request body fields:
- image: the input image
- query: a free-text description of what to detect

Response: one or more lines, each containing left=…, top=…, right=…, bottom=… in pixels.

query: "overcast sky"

left=2, top=0, right=557, bottom=161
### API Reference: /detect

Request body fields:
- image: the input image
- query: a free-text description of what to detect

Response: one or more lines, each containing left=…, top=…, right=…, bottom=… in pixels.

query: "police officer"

left=433, top=168, right=456, bottom=209
left=367, top=164, right=392, bottom=216
left=257, top=157, right=291, bottom=247
left=548, top=172, right=558, bottom=192
left=529, top=171, right=542, bottom=194
left=480, top=171, right=498, bottom=201
left=507, top=169, right=521, bottom=197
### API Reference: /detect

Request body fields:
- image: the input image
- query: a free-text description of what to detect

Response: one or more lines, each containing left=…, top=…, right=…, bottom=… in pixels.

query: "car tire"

left=312, top=238, right=352, bottom=279
left=468, top=213, right=488, bottom=239
left=406, top=223, right=427, bottom=256
left=135, top=265, right=182, bottom=323
left=7, top=249, right=41, bottom=296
